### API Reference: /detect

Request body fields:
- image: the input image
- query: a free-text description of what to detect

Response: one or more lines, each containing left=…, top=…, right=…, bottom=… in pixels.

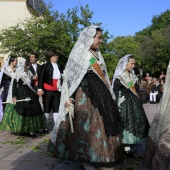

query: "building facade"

left=0, top=0, right=46, bottom=68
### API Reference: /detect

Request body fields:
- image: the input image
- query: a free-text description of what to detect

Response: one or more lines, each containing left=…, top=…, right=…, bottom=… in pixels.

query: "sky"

left=43, top=0, right=170, bottom=37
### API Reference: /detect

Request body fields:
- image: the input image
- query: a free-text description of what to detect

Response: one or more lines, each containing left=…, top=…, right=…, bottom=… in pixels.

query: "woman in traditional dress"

left=49, top=26, right=124, bottom=168
left=0, top=58, right=46, bottom=137
left=112, top=54, right=150, bottom=157
left=143, top=62, right=170, bottom=170
left=0, top=56, right=18, bottom=121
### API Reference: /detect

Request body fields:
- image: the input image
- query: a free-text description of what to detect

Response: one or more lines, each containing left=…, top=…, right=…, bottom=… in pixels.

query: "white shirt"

left=51, top=62, right=61, bottom=79
left=32, top=63, right=37, bottom=74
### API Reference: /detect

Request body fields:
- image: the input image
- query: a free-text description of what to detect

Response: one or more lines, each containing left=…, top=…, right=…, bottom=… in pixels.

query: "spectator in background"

left=138, top=79, right=147, bottom=103
left=145, top=77, right=154, bottom=102
left=160, top=78, right=165, bottom=92
left=149, top=78, right=160, bottom=104
left=145, top=73, right=149, bottom=81
left=159, top=71, right=166, bottom=80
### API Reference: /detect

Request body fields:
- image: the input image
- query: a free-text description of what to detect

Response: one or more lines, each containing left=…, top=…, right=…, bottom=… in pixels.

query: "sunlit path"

left=0, top=103, right=158, bottom=169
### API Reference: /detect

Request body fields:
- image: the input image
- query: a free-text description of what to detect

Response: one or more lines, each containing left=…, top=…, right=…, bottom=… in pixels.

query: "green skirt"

left=119, top=92, right=150, bottom=145
left=0, top=103, right=46, bottom=133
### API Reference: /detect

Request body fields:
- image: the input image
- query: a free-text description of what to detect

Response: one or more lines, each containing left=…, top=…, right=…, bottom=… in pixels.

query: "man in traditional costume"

left=38, top=50, right=61, bottom=130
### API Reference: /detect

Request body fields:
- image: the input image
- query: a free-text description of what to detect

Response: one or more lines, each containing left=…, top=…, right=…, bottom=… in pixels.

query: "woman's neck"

left=89, top=49, right=99, bottom=59
left=9, top=64, right=15, bottom=71
left=90, top=49, right=97, bottom=54
left=125, top=69, right=130, bottom=76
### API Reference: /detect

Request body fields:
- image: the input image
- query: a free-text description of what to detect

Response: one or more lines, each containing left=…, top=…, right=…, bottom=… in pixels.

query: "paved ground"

left=0, top=103, right=158, bottom=170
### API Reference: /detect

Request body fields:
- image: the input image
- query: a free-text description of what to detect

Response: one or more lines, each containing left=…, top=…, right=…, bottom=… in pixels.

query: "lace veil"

left=112, top=54, right=137, bottom=88
left=51, top=26, right=113, bottom=144
left=15, top=58, right=26, bottom=82
left=148, top=62, right=170, bottom=142
left=0, top=57, right=10, bottom=87
left=0, top=57, right=10, bottom=121
left=0, top=57, right=16, bottom=102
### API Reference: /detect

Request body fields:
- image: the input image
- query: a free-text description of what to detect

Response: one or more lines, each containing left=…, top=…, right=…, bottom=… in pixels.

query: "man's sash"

left=89, top=56, right=109, bottom=88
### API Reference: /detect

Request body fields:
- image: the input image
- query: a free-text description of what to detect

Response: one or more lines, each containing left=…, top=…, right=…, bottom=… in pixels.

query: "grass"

left=1, top=136, right=26, bottom=149
left=31, top=138, right=52, bottom=156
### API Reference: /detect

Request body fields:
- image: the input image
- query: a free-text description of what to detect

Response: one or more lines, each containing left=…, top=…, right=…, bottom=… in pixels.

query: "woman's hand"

left=37, top=90, right=44, bottom=96
left=33, top=75, right=38, bottom=80
left=65, top=98, right=74, bottom=107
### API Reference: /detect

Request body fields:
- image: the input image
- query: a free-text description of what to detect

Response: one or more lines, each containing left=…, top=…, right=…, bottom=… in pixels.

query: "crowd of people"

left=0, top=50, right=61, bottom=137
left=0, top=25, right=169, bottom=169
left=137, top=73, right=165, bottom=104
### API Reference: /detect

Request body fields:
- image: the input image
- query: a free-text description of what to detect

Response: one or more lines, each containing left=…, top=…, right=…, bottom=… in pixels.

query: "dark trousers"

left=43, top=89, right=61, bottom=113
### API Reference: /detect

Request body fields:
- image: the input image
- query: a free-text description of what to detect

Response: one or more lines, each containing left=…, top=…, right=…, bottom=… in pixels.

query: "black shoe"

left=27, top=132, right=37, bottom=138
left=20, top=132, right=27, bottom=136
left=124, top=150, right=134, bottom=158
left=43, top=128, right=49, bottom=133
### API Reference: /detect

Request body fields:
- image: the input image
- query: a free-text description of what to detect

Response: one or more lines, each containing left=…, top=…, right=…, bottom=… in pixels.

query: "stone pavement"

left=0, top=103, right=158, bottom=170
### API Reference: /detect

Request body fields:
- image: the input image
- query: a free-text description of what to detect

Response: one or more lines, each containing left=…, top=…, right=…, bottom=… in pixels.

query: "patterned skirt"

left=53, top=74, right=124, bottom=163
left=119, top=92, right=150, bottom=144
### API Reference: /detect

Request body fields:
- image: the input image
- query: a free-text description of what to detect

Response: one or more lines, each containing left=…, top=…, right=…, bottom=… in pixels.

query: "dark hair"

left=46, top=49, right=59, bottom=61
left=162, top=76, right=166, bottom=82
left=127, top=55, right=134, bottom=61
left=8, top=56, right=17, bottom=65
left=29, top=52, right=38, bottom=60
left=94, top=27, right=102, bottom=38
left=25, top=58, right=30, bottom=67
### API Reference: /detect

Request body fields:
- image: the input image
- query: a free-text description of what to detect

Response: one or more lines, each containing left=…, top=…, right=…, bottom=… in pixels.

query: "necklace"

left=89, top=50, right=99, bottom=60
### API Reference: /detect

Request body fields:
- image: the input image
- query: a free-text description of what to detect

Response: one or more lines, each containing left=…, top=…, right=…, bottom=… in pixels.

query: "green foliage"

left=31, top=138, right=52, bottom=155
left=151, top=10, right=170, bottom=31
left=107, top=36, right=142, bottom=74
left=80, top=5, right=93, bottom=27
left=108, top=36, right=140, bottom=58
left=2, top=136, right=26, bottom=149
left=135, top=10, right=170, bottom=75
left=103, top=53, right=119, bottom=78
left=0, top=11, right=72, bottom=67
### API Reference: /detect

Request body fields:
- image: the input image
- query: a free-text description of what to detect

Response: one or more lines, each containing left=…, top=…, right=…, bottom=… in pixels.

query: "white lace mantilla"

left=112, top=54, right=137, bottom=88
left=3, top=67, right=16, bottom=102
left=118, top=70, right=138, bottom=89
left=51, top=26, right=114, bottom=144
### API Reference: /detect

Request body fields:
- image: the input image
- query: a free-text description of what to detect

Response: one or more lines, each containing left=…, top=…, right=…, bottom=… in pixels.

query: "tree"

left=107, top=36, right=142, bottom=74
left=135, top=10, right=170, bottom=76
left=0, top=11, right=71, bottom=67
left=0, top=4, right=113, bottom=74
